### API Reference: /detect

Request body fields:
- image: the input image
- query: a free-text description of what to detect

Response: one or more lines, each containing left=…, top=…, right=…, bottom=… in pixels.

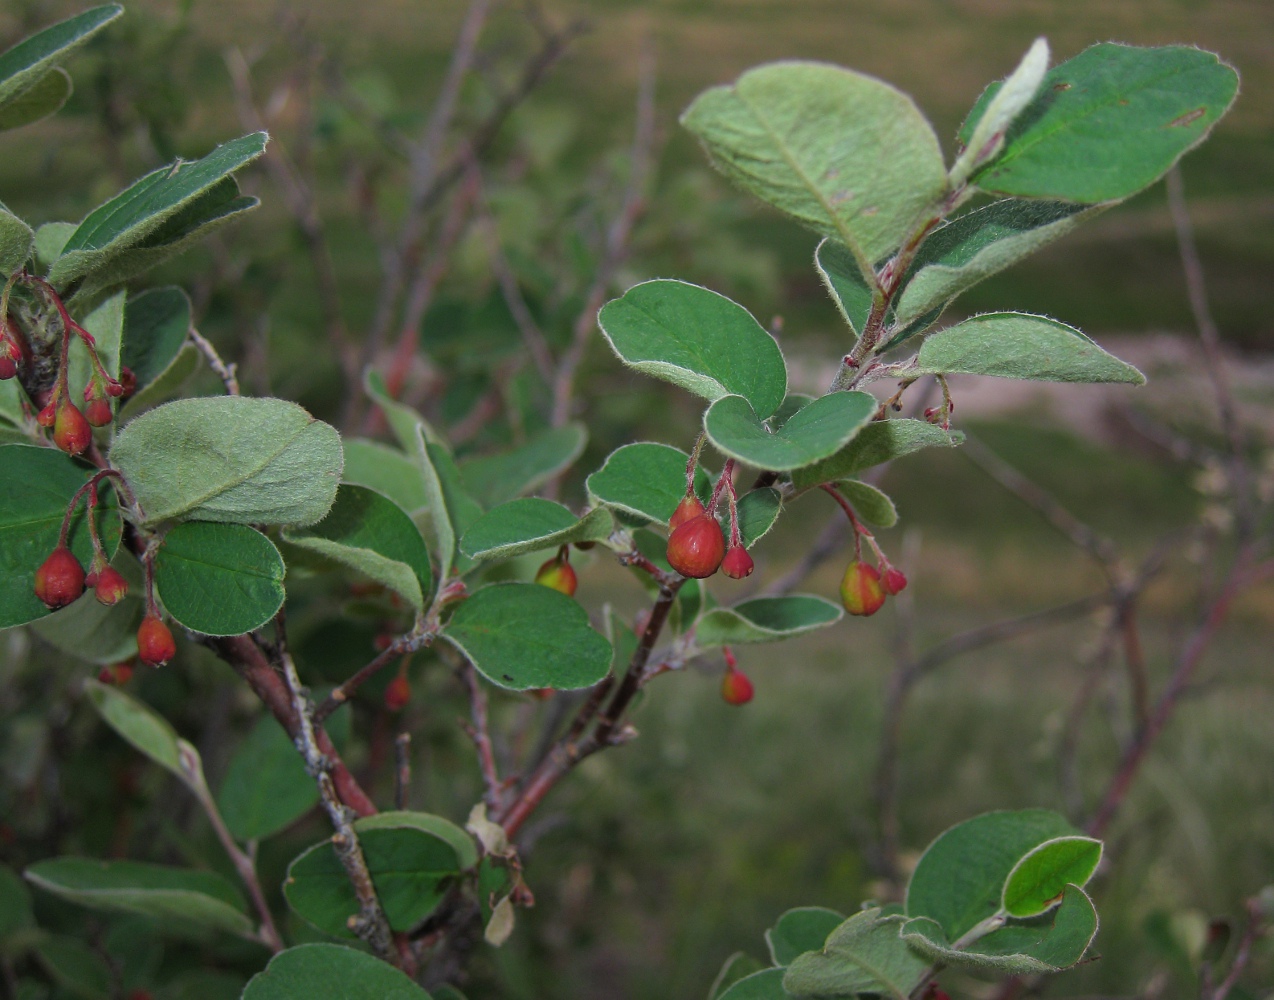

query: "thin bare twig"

left=187, top=326, right=240, bottom=395
left=460, top=661, right=503, bottom=811
left=314, top=633, right=431, bottom=723
left=1211, top=897, right=1267, bottom=1000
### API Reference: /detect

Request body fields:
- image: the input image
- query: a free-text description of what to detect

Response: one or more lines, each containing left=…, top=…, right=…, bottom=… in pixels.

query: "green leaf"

left=0, top=864, right=35, bottom=940
left=950, top=38, right=1051, bottom=189
left=814, top=238, right=874, bottom=337
left=586, top=442, right=713, bottom=526
left=716, top=968, right=788, bottom=1000
left=459, top=423, right=588, bottom=507
left=110, top=397, right=343, bottom=527
left=709, top=953, right=769, bottom=1000
left=791, top=419, right=961, bottom=489
left=50, top=133, right=268, bottom=289
left=155, top=522, right=286, bottom=636
left=33, top=936, right=111, bottom=1000
left=913, top=312, right=1145, bottom=384
left=358, top=811, right=478, bottom=871
left=598, top=280, right=787, bottom=420
left=704, top=391, right=876, bottom=472
left=285, top=816, right=472, bottom=936
left=0, top=203, right=35, bottom=273
left=682, top=61, right=948, bottom=270
left=766, top=907, right=846, bottom=966
left=696, top=595, right=843, bottom=646
left=441, top=583, right=611, bottom=691
left=284, top=485, right=432, bottom=610
left=0, top=67, right=71, bottom=132
left=836, top=480, right=898, bottom=528
left=905, top=808, right=1079, bottom=940
left=460, top=499, right=612, bottom=562
left=783, top=908, right=930, bottom=999
left=116, top=345, right=199, bottom=424
left=0, top=445, right=120, bottom=630
left=216, top=715, right=319, bottom=843
left=24, top=858, right=251, bottom=937
left=33, top=221, right=75, bottom=268
left=736, top=487, right=782, bottom=548
left=120, top=287, right=191, bottom=391
left=411, top=426, right=457, bottom=581
left=342, top=439, right=428, bottom=514
left=365, top=370, right=440, bottom=452
left=29, top=557, right=143, bottom=663
left=890, top=200, right=1094, bottom=333
left=84, top=678, right=189, bottom=778
left=242, top=944, right=432, bottom=1000
left=1002, top=836, right=1102, bottom=918
left=900, top=884, right=1099, bottom=974
left=963, top=44, right=1239, bottom=203
left=0, top=5, right=121, bottom=107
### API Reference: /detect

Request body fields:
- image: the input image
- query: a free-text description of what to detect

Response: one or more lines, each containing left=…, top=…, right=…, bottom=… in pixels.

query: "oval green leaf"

left=441, top=583, right=611, bottom=691
left=836, top=480, right=897, bottom=528
left=599, top=280, right=787, bottom=420
left=1002, top=836, right=1102, bottom=918
left=0, top=5, right=121, bottom=108
left=0, top=67, right=71, bottom=132
left=737, top=487, right=782, bottom=548
left=154, top=521, right=285, bottom=636
left=782, top=908, right=929, bottom=999
left=24, top=858, right=250, bottom=937
left=110, top=396, right=343, bottom=527
left=695, top=595, right=843, bottom=647
left=964, top=44, right=1239, bottom=203
left=216, top=714, right=319, bottom=843
left=717, top=968, right=788, bottom=1000
left=242, top=944, right=432, bottom=1000
left=586, top=442, right=713, bottom=526
left=704, top=392, right=876, bottom=472
left=790, top=419, right=961, bottom=489
left=0, top=445, right=121, bottom=629
left=284, top=484, right=432, bottom=609
left=766, top=906, right=846, bottom=966
left=681, top=61, right=949, bottom=269
left=814, top=238, right=873, bottom=337
left=84, top=679, right=188, bottom=778
left=913, top=312, right=1144, bottom=384
left=120, top=287, right=191, bottom=392
left=460, top=499, right=612, bottom=562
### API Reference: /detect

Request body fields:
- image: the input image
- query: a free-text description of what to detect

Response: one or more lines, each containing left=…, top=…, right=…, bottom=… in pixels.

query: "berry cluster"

left=665, top=441, right=754, bottom=582
left=822, top=484, right=907, bottom=618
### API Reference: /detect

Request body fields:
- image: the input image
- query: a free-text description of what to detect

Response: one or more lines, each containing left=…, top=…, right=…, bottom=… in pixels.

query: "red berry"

left=840, top=560, right=886, bottom=616
left=34, top=546, right=86, bottom=609
left=882, top=566, right=908, bottom=595
left=85, top=397, right=113, bottom=427
left=534, top=556, right=577, bottom=596
left=117, top=367, right=137, bottom=398
left=98, top=661, right=135, bottom=686
left=53, top=401, right=92, bottom=456
left=0, top=356, right=14, bottom=380
left=669, top=493, right=706, bottom=532
left=666, top=513, right=725, bottom=579
left=384, top=674, right=411, bottom=711
left=137, top=615, right=177, bottom=667
left=93, top=566, right=129, bottom=606
left=722, top=544, right=754, bottom=580
left=721, top=667, right=754, bottom=706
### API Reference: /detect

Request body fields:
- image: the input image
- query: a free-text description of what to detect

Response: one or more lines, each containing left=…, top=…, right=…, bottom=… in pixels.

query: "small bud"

left=117, top=367, right=137, bottom=398
left=840, top=559, right=886, bottom=616
left=37, top=402, right=56, bottom=427
left=105, top=378, right=124, bottom=398
left=529, top=687, right=555, bottom=701
left=881, top=566, right=908, bottom=595
left=85, top=397, right=113, bottom=427
left=53, top=401, right=92, bottom=456
left=722, top=544, right=754, bottom=580
left=669, top=493, right=707, bottom=532
left=384, top=674, right=411, bottom=711
left=98, top=661, right=135, bottom=686
left=34, top=546, right=86, bottom=608
left=666, top=513, right=725, bottom=579
left=93, top=566, right=129, bottom=606
left=137, top=615, right=177, bottom=667
left=534, top=555, right=578, bottom=597
left=721, top=667, right=754, bottom=706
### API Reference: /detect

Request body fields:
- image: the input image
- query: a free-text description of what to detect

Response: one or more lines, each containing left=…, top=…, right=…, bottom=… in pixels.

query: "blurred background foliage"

left=1, top=1, right=1271, bottom=998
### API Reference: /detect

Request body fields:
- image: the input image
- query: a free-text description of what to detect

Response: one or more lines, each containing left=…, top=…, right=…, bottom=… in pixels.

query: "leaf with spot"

left=598, top=280, right=787, bottom=419
left=961, top=44, right=1239, bottom=203
left=441, top=583, right=611, bottom=691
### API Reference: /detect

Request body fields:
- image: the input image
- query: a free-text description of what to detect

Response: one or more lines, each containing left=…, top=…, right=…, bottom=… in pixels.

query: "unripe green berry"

left=534, top=556, right=578, bottom=597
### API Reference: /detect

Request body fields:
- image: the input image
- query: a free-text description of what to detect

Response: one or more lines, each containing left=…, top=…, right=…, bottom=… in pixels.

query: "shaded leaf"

left=0, top=67, right=71, bottom=132
left=154, top=522, right=285, bottom=636
left=736, top=487, right=782, bottom=548
left=33, top=936, right=110, bottom=1000
left=766, top=907, right=846, bottom=966
left=705, top=392, right=876, bottom=472
left=783, top=908, right=929, bottom=999
left=33, top=220, right=75, bottom=268
left=709, top=953, right=769, bottom=1000
left=836, top=479, right=897, bottom=528
left=84, top=679, right=188, bottom=778
left=459, top=423, right=588, bottom=507
left=0, top=864, right=34, bottom=940
left=0, top=203, right=35, bottom=273
left=717, top=968, right=788, bottom=1000
left=441, top=583, right=611, bottom=691
left=120, top=287, right=190, bottom=392
left=116, top=345, right=199, bottom=424
left=598, top=280, right=787, bottom=419
left=241, top=944, right=432, bottom=1000
left=0, top=5, right=121, bottom=107
left=110, top=397, right=342, bottom=527
left=814, top=238, right=874, bottom=337
left=216, top=715, right=319, bottom=843
left=790, top=419, right=961, bottom=489
left=696, top=595, right=842, bottom=646
left=342, top=439, right=428, bottom=514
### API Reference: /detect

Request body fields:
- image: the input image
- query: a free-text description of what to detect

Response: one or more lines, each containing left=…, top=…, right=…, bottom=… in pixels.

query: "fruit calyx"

left=666, top=513, right=725, bottom=578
